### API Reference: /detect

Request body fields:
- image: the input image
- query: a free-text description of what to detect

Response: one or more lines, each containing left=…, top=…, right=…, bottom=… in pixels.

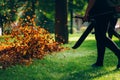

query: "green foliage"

left=35, top=0, right=55, bottom=33
left=0, top=0, right=88, bottom=33
left=68, top=0, right=88, bottom=15
left=0, top=0, right=22, bottom=22
left=35, top=10, right=54, bottom=33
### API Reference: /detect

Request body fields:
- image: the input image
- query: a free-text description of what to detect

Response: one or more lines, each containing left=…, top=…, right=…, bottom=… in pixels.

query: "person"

left=84, top=0, right=120, bottom=69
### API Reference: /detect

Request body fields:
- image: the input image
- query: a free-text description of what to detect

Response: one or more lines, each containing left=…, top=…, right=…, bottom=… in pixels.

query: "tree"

left=0, top=0, right=19, bottom=34
left=69, top=0, right=73, bottom=34
left=55, top=0, right=68, bottom=44
left=0, top=0, right=88, bottom=35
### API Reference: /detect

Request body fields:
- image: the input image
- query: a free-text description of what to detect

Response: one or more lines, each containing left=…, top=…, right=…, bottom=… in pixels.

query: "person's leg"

left=105, top=36, right=120, bottom=69
left=108, top=18, right=120, bottom=39
left=94, top=15, right=120, bottom=68
left=93, top=16, right=108, bottom=66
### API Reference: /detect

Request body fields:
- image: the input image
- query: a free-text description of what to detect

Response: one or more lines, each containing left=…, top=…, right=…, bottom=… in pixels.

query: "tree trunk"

left=69, top=0, right=73, bottom=34
left=55, top=0, right=68, bottom=44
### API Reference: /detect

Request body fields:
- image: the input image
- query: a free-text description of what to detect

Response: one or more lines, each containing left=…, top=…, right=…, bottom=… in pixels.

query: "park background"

left=0, top=0, right=120, bottom=80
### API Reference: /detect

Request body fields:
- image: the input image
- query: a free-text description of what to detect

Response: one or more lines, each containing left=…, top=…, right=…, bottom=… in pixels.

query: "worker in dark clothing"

left=84, top=0, right=120, bottom=69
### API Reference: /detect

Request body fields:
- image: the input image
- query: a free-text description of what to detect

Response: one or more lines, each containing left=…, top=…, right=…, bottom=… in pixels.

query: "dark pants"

left=94, top=14, right=120, bottom=65
left=108, top=17, right=120, bottom=39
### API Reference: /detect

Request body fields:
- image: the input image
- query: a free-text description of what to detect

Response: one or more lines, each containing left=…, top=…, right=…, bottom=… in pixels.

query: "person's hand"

left=115, top=6, right=120, bottom=13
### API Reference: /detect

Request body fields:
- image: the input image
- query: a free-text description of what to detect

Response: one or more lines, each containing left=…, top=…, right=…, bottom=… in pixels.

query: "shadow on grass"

left=62, top=40, right=120, bottom=80
left=62, top=66, right=119, bottom=80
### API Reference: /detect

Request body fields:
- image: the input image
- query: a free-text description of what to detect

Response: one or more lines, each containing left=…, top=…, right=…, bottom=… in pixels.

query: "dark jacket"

left=89, top=0, right=114, bottom=16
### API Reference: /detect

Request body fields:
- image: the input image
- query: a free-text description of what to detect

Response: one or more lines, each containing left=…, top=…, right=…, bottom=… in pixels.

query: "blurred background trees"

left=0, top=0, right=87, bottom=43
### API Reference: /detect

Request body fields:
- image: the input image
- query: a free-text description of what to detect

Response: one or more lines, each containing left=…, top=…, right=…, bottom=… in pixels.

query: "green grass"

left=0, top=32, right=120, bottom=80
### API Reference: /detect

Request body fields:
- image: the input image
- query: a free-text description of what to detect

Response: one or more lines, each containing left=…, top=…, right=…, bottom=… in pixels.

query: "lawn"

left=0, top=31, right=120, bottom=80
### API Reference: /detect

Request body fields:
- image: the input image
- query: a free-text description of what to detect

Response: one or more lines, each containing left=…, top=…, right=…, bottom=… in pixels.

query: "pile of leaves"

left=0, top=25, right=65, bottom=69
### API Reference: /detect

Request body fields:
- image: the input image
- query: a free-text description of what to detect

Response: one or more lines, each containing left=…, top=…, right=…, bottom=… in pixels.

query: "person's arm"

left=84, top=0, right=96, bottom=21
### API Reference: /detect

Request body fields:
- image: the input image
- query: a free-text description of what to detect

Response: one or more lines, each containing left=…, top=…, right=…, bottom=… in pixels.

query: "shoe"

left=92, top=63, right=103, bottom=67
